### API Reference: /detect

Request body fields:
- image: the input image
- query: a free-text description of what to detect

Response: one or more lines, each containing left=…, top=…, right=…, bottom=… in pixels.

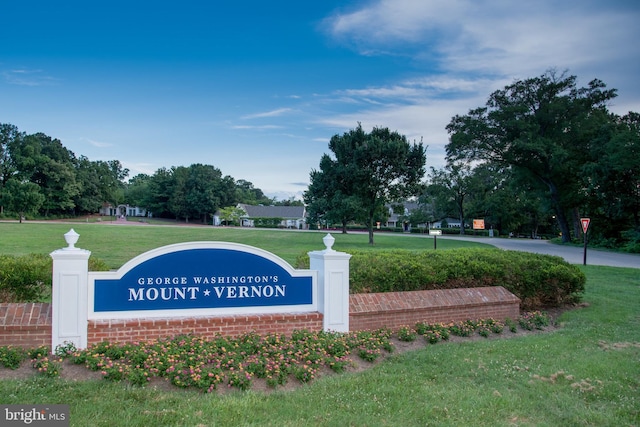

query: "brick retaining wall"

left=0, top=303, right=52, bottom=348
left=87, top=313, right=323, bottom=346
left=1, top=286, right=520, bottom=349
left=349, top=287, right=520, bottom=331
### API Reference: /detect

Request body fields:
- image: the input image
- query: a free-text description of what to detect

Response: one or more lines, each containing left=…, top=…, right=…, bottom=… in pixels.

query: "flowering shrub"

left=0, top=346, right=27, bottom=369
left=397, top=326, right=417, bottom=342
left=32, top=356, right=62, bottom=378
left=519, top=311, right=550, bottom=330
left=0, top=312, right=550, bottom=391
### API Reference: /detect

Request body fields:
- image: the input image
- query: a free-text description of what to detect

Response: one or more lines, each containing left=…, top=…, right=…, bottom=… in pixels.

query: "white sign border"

left=88, top=241, right=318, bottom=320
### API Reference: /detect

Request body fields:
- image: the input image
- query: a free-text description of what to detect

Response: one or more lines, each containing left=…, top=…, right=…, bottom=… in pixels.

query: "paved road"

left=439, top=235, right=640, bottom=269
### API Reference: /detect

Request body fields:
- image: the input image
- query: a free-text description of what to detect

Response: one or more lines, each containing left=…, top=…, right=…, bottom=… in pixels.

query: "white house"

left=99, top=203, right=149, bottom=218
left=432, top=217, right=465, bottom=228
left=213, top=204, right=307, bottom=229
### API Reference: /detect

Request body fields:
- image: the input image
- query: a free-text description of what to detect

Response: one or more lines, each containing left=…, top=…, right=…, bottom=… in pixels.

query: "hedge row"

left=298, top=248, right=585, bottom=309
left=0, top=254, right=109, bottom=303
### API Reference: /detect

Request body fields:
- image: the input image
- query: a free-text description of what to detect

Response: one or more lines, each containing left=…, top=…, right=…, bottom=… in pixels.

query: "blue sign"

left=94, top=247, right=313, bottom=312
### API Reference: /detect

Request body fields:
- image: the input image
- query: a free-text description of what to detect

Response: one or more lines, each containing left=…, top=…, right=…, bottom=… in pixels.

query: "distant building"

left=99, top=203, right=149, bottom=217
left=384, top=202, right=422, bottom=231
left=213, top=204, right=306, bottom=229
left=432, top=217, right=464, bottom=228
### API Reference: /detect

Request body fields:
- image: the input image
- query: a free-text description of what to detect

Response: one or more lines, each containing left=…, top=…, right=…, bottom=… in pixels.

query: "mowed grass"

left=0, top=222, right=638, bottom=426
left=0, top=221, right=487, bottom=268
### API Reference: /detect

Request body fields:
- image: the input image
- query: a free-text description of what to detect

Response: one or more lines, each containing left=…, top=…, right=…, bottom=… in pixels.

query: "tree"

left=305, top=153, right=365, bottom=233
left=124, top=174, right=151, bottom=211
left=144, top=167, right=176, bottom=218
left=0, top=124, right=23, bottom=214
left=8, top=132, right=80, bottom=216
left=218, top=206, right=245, bottom=226
left=2, top=179, right=45, bottom=222
left=169, top=164, right=234, bottom=223
left=235, top=180, right=272, bottom=205
left=312, top=124, right=426, bottom=244
left=74, top=157, right=129, bottom=214
left=425, top=162, right=473, bottom=234
left=582, top=111, right=640, bottom=241
left=446, top=71, right=617, bottom=242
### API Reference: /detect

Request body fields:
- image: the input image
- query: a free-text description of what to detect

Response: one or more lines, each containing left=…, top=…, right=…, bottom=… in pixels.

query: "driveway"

left=439, top=235, right=640, bottom=269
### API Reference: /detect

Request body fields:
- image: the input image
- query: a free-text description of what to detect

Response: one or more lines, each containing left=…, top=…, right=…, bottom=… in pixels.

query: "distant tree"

left=145, top=167, right=175, bottom=218
left=2, top=179, right=45, bottom=222
left=74, top=157, right=129, bottom=214
left=312, top=124, right=426, bottom=244
left=235, top=179, right=272, bottom=205
left=446, top=71, right=617, bottom=242
left=425, top=162, right=473, bottom=234
left=305, top=152, right=365, bottom=233
left=169, top=164, right=234, bottom=223
left=8, top=132, right=80, bottom=216
left=582, top=112, right=640, bottom=240
left=0, top=124, right=24, bottom=214
left=124, top=174, right=151, bottom=211
left=218, top=205, right=245, bottom=226
left=273, top=197, right=304, bottom=207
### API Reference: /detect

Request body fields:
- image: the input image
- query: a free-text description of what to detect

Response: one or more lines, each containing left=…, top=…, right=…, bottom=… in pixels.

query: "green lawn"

left=0, top=222, right=638, bottom=426
left=0, top=221, right=487, bottom=268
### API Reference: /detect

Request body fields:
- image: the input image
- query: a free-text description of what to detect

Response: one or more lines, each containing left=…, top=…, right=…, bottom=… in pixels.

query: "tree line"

left=0, top=124, right=290, bottom=223
left=305, top=71, right=639, bottom=250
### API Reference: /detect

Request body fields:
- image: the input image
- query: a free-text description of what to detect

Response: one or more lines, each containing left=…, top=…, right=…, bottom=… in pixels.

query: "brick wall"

left=349, top=287, right=520, bottom=331
left=0, top=303, right=52, bottom=348
left=87, top=312, right=323, bottom=345
left=1, top=287, right=520, bottom=349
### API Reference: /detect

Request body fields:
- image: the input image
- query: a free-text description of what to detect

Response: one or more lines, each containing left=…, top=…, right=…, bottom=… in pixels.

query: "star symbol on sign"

left=203, top=289, right=211, bottom=297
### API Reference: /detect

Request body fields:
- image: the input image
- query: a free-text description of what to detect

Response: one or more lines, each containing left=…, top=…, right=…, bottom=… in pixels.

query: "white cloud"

left=241, top=108, right=293, bottom=119
left=319, top=0, right=640, bottom=168
left=331, top=1, right=639, bottom=86
left=86, top=138, right=113, bottom=148
left=2, top=68, right=58, bottom=86
left=231, top=125, right=282, bottom=130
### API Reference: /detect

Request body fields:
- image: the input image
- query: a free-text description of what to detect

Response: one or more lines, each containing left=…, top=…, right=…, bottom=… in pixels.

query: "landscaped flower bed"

left=0, top=312, right=550, bottom=392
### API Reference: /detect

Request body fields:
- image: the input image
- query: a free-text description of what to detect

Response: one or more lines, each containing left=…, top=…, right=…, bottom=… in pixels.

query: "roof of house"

left=435, top=217, right=463, bottom=224
left=238, top=204, right=305, bottom=219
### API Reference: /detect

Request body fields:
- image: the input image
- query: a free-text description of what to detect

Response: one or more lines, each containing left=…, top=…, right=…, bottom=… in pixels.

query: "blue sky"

left=2, top=1, right=639, bottom=200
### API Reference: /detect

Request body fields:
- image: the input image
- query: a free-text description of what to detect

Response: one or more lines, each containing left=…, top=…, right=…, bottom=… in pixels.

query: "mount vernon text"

left=91, top=246, right=315, bottom=312
left=128, top=275, right=286, bottom=302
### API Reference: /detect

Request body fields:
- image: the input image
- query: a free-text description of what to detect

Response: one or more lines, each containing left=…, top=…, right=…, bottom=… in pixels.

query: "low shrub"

left=0, top=254, right=51, bottom=302
left=297, top=248, right=585, bottom=309
left=0, top=254, right=111, bottom=302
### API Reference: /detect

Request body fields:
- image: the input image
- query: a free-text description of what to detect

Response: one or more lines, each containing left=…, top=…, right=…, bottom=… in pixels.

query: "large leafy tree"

left=446, top=71, right=617, bottom=242
left=309, top=124, right=426, bottom=244
left=235, top=179, right=272, bottom=205
left=0, top=124, right=24, bottom=214
left=144, top=167, right=175, bottom=218
left=169, top=164, right=235, bottom=223
left=9, top=132, right=80, bottom=216
left=74, top=157, right=129, bottom=214
left=582, top=112, right=640, bottom=240
left=305, top=153, right=365, bottom=233
left=2, top=179, right=45, bottom=222
left=424, top=162, right=474, bottom=234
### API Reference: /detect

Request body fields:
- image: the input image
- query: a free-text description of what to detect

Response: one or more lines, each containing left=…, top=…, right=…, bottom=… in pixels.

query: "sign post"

left=430, top=229, right=442, bottom=250
left=581, top=218, right=590, bottom=265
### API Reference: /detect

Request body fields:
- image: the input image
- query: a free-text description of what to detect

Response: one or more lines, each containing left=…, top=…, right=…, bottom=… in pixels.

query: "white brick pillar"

left=49, top=229, right=91, bottom=349
left=308, top=233, right=351, bottom=332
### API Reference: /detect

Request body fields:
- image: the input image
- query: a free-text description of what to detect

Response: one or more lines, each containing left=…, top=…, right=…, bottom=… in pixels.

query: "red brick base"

left=349, top=287, right=520, bottom=331
left=0, top=303, right=52, bottom=348
left=87, top=312, right=324, bottom=346
left=1, top=287, right=521, bottom=349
